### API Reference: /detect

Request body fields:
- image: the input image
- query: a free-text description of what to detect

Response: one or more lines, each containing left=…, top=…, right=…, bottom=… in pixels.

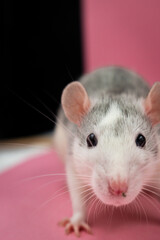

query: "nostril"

left=108, top=180, right=128, bottom=196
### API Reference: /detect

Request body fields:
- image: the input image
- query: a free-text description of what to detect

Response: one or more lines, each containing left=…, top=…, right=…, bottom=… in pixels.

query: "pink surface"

left=82, top=0, right=160, bottom=85
left=1, top=150, right=160, bottom=240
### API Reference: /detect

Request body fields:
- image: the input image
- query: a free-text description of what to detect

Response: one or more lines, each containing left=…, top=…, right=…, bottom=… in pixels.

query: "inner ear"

left=61, top=81, right=91, bottom=125
left=144, top=82, right=160, bottom=125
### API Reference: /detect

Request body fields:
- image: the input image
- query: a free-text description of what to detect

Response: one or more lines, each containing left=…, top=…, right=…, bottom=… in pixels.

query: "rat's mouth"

left=94, top=190, right=136, bottom=207
left=92, top=173, right=142, bottom=207
left=101, top=197, right=132, bottom=207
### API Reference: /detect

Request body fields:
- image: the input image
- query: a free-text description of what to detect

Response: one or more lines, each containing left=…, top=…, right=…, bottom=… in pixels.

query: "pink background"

left=82, top=0, right=160, bottom=85
left=1, top=151, right=160, bottom=240
left=1, top=1, right=160, bottom=239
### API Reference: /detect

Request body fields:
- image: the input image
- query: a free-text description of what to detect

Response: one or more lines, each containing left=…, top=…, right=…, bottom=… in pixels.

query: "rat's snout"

left=108, top=179, right=128, bottom=196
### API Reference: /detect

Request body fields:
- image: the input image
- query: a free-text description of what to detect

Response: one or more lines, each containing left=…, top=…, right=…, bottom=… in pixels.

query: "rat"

left=53, top=66, right=160, bottom=237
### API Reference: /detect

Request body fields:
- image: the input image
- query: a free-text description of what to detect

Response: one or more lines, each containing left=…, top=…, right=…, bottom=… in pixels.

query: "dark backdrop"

left=1, top=0, right=83, bottom=139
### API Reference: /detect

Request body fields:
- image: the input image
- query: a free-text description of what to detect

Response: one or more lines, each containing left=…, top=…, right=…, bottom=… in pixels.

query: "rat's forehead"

left=81, top=96, right=146, bottom=136
left=96, top=101, right=148, bottom=135
left=99, top=104, right=122, bottom=127
left=98, top=104, right=127, bottom=137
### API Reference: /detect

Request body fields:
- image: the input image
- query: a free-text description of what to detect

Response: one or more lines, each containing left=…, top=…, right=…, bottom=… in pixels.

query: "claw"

left=81, top=222, right=92, bottom=234
left=58, top=218, right=70, bottom=227
left=65, top=222, right=74, bottom=235
left=59, top=217, right=92, bottom=237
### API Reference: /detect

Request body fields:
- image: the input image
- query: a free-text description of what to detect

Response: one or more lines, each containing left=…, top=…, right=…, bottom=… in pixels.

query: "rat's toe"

left=58, top=218, right=70, bottom=227
left=59, top=217, right=92, bottom=237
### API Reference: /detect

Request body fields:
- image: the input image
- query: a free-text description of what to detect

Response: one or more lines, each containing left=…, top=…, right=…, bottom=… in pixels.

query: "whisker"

left=32, top=183, right=92, bottom=215
left=65, top=64, right=75, bottom=82
left=81, top=190, right=93, bottom=203
left=136, top=195, right=148, bottom=224
left=43, top=90, right=60, bottom=106
left=144, top=178, right=160, bottom=182
left=80, top=187, right=92, bottom=196
left=9, top=89, right=56, bottom=125
left=107, top=205, right=114, bottom=226
left=140, top=190, right=160, bottom=214
left=143, top=183, right=160, bottom=191
left=81, top=192, right=95, bottom=209
left=132, top=200, right=140, bottom=220
left=32, top=187, right=68, bottom=215
left=142, top=187, right=160, bottom=198
left=29, top=178, right=66, bottom=195
left=9, top=89, right=81, bottom=142
left=93, top=198, right=99, bottom=223
left=20, top=172, right=91, bottom=183
left=31, top=96, right=88, bottom=143
left=130, top=202, right=135, bottom=217
left=100, top=200, right=105, bottom=217
left=96, top=199, right=103, bottom=220
left=134, top=198, right=142, bottom=222
left=87, top=196, right=97, bottom=223
left=120, top=205, right=125, bottom=221
left=72, top=154, right=93, bottom=172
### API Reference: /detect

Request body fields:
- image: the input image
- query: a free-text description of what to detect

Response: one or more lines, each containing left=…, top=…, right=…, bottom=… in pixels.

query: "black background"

left=1, top=0, right=82, bottom=139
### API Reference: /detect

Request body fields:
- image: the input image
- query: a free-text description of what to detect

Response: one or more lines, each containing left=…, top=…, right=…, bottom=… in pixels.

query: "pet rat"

left=53, top=66, right=160, bottom=237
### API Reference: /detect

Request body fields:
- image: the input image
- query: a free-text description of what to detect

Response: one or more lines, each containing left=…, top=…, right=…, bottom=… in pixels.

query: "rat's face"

left=72, top=99, right=159, bottom=207
left=61, top=80, right=160, bottom=207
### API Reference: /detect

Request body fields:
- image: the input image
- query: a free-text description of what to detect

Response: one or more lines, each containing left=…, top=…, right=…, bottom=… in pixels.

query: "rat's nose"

left=108, top=179, right=128, bottom=196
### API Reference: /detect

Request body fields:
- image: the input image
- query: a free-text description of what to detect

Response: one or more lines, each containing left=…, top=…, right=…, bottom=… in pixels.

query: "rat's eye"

left=136, top=134, right=146, bottom=148
left=86, top=133, right=98, bottom=148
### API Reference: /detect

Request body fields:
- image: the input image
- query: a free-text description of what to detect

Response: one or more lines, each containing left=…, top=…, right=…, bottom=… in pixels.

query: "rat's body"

left=53, top=66, right=160, bottom=236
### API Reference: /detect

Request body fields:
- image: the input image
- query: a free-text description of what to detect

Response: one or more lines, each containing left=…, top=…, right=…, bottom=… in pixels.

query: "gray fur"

left=80, top=66, right=150, bottom=98
left=54, top=66, right=160, bottom=212
left=58, top=66, right=155, bottom=154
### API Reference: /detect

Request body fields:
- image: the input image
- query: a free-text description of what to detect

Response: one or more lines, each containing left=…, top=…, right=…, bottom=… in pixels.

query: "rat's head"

left=61, top=81, right=160, bottom=207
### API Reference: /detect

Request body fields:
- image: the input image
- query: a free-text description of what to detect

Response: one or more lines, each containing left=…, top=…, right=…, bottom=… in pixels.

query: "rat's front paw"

left=59, top=213, right=92, bottom=237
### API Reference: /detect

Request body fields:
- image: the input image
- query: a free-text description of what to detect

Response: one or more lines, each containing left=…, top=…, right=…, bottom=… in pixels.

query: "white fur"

left=71, top=101, right=159, bottom=207
left=99, top=104, right=122, bottom=127
left=55, top=67, right=160, bottom=235
left=53, top=124, right=67, bottom=161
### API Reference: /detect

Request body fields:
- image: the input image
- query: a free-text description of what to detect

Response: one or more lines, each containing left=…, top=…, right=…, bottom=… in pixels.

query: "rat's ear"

left=144, top=82, right=160, bottom=125
left=61, top=81, right=91, bottom=125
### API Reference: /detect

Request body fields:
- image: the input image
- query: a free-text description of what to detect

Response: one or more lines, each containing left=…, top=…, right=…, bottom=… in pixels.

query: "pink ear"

left=61, top=81, right=91, bottom=125
left=144, top=82, right=160, bottom=125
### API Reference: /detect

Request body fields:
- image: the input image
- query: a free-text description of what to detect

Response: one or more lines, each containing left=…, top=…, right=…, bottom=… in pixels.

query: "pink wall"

left=82, top=0, right=160, bottom=85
